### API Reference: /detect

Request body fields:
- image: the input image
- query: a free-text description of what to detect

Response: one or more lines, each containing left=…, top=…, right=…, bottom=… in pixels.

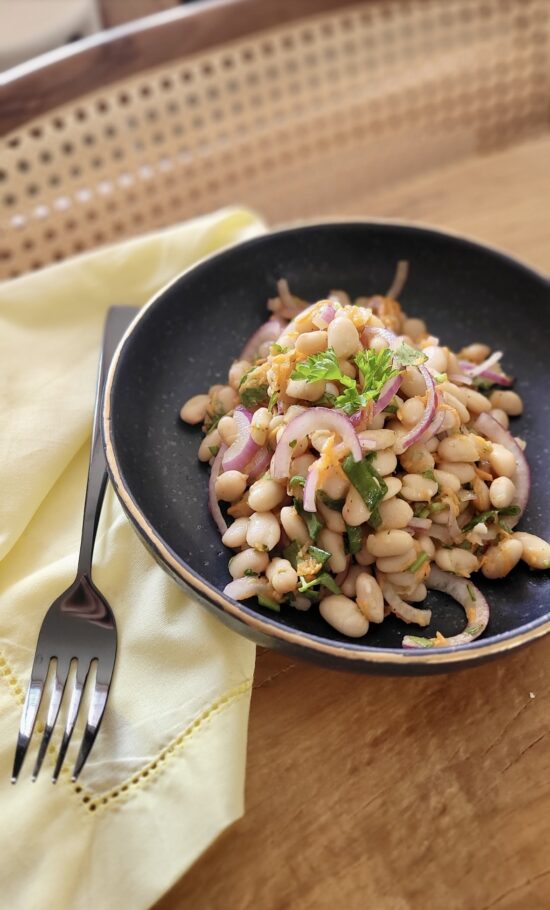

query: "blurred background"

left=0, top=1, right=185, bottom=69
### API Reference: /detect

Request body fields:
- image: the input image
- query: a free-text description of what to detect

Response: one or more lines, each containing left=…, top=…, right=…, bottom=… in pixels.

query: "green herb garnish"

left=307, top=546, right=331, bottom=566
left=423, top=469, right=436, bottom=482
left=408, top=551, right=429, bottom=573
left=466, top=584, right=476, bottom=602
left=462, top=505, right=520, bottom=532
left=243, top=568, right=258, bottom=577
left=298, top=572, right=341, bottom=595
left=345, top=524, right=363, bottom=555
left=393, top=341, right=428, bottom=368
left=294, top=499, right=324, bottom=541
left=208, top=445, right=220, bottom=457
left=342, top=453, right=388, bottom=517
left=268, top=391, right=278, bottom=410
left=258, top=594, right=281, bottom=612
left=317, top=490, right=345, bottom=511
left=288, top=439, right=297, bottom=449
left=430, top=501, right=449, bottom=513
left=284, top=540, right=301, bottom=570
left=270, top=343, right=288, bottom=355
left=240, top=383, right=269, bottom=410
left=291, top=346, right=400, bottom=416
left=289, top=474, right=306, bottom=489
left=414, top=504, right=430, bottom=519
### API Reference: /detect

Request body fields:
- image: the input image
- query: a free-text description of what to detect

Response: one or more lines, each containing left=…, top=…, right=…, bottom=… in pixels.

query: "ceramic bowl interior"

left=104, top=222, right=550, bottom=673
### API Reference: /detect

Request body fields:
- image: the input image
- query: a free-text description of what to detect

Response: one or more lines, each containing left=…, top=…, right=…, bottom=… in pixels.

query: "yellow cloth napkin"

left=0, top=208, right=266, bottom=910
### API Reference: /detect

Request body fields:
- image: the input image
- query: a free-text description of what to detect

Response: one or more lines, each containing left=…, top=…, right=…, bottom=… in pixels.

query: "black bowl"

left=103, top=221, right=550, bottom=673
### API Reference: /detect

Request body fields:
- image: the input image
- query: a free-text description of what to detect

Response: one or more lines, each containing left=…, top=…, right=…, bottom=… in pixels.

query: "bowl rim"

left=102, top=217, right=550, bottom=668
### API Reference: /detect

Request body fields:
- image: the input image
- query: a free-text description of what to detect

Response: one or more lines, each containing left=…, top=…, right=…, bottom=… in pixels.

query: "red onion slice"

left=386, top=260, right=409, bottom=299
left=467, top=350, right=503, bottom=377
left=474, top=412, right=530, bottom=524
left=222, top=407, right=259, bottom=472
left=208, top=444, right=228, bottom=535
left=447, top=372, right=473, bottom=386
left=239, top=317, right=286, bottom=362
left=380, top=578, right=432, bottom=627
left=373, top=373, right=402, bottom=416
left=271, top=407, right=362, bottom=480
left=358, top=433, right=379, bottom=452
left=303, top=459, right=322, bottom=512
left=407, top=517, right=432, bottom=531
left=459, top=357, right=513, bottom=387
left=418, top=405, right=445, bottom=443
left=402, top=567, right=489, bottom=649
left=395, top=365, right=436, bottom=453
left=320, top=302, right=336, bottom=324
left=246, top=446, right=271, bottom=481
left=476, top=369, right=513, bottom=387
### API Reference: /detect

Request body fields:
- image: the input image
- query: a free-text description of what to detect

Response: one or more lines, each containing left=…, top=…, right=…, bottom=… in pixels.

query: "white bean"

left=371, top=450, right=398, bottom=477
left=490, top=408, right=509, bottom=430
left=318, top=528, right=347, bottom=573
left=355, top=539, right=376, bottom=566
left=246, top=512, right=281, bottom=551
left=341, top=564, right=365, bottom=598
left=437, top=461, right=476, bottom=483
left=472, top=475, right=491, bottom=511
left=462, top=387, right=492, bottom=414
left=401, top=474, right=438, bottom=502
left=342, top=486, right=371, bottom=526
left=310, top=430, right=332, bottom=454
left=358, top=429, right=396, bottom=450
left=399, top=397, right=425, bottom=427
left=266, top=557, right=299, bottom=594
left=320, top=594, right=369, bottom=637
left=228, top=360, right=250, bottom=390
left=216, top=386, right=238, bottom=413
left=280, top=505, right=310, bottom=545
left=378, top=497, right=414, bottom=529
left=355, top=573, right=384, bottom=622
left=290, top=453, right=316, bottom=478
left=424, top=345, right=447, bottom=373
left=180, top=393, right=210, bottom=425
left=402, top=317, right=426, bottom=342
left=368, top=413, right=386, bottom=430
left=218, top=415, right=237, bottom=446
left=367, top=529, right=414, bottom=557
left=229, top=548, right=269, bottom=579
left=442, top=390, right=470, bottom=424
left=417, top=535, right=435, bottom=557
left=488, top=443, right=516, bottom=478
left=433, top=469, right=460, bottom=493
left=248, top=477, right=286, bottom=512
left=438, top=434, right=480, bottom=463
left=320, top=467, right=349, bottom=499
left=295, top=330, right=328, bottom=355
left=489, top=390, right=523, bottom=416
left=327, top=317, right=361, bottom=359
left=399, top=443, right=435, bottom=474
left=215, top=470, right=248, bottom=503
left=435, top=548, right=479, bottom=577
left=317, top=499, right=346, bottom=533
left=513, top=532, right=550, bottom=569
left=198, top=428, right=221, bottom=462
left=250, top=407, right=271, bottom=446
left=459, top=343, right=490, bottom=364
left=221, top=517, right=250, bottom=549
left=286, top=378, right=326, bottom=401
left=489, top=476, right=515, bottom=509
left=408, top=584, right=428, bottom=602
left=382, top=477, right=403, bottom=500
left=482, top=539, right=523, bottom=579
left=376, top=548, right=417, bottom=573
left=400, top=367, right=427, bottom=398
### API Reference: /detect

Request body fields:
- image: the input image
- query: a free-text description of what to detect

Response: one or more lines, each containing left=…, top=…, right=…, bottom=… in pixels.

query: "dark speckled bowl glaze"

left=103, top=221, right=550, bottom=674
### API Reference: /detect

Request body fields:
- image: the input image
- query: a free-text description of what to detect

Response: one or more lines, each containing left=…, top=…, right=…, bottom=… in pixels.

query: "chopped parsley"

left=270, top=343, right=288, bottom=355
left=422, top=469, right=436, bottom=482
left=240, top=383, right=269, bottom=410
left=283, top=540, right=301, bottom=569
left=268, top=391, right=278, bottom=410
left=294, top=498, right=324, bottom=541
left=290, top=346, right=400, bottom=416
left=392, top=341, right=428, bottom=368
left=289, top=474, right=306, bottom=489
left=466, top=584, right=476, bottom=602
left=342, top=453, right=387, bottom=527
left=345, top=523, right=363, bottom=555
left=307, top=546, right=331, bottom=565
left=462, top=505, right=520, bottom=532
left=208, top=444, right=220, bottom=457
left=298, top=572, right=341, bottom=596
left=408, top=551, right=429, bottom=573
left=317, top=490, right=345, bottom=511
left=414, top=504, right=430, bottom=519
left=258, top=594, right=281, bottom=612
left=243, top=568, right=258, bottom=577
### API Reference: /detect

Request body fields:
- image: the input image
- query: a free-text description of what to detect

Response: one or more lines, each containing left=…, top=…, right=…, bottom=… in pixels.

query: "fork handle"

left=76, top=306, right=138, bottom=578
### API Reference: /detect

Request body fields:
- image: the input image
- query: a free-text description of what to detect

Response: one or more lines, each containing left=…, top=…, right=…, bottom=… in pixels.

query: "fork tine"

left=31, top=658, right=71, bottom=781
left=11, top=654, right=52, bottom=783
left=52, top=661, right=88, bottom=783
left=71, top=662, right=112, bottom=782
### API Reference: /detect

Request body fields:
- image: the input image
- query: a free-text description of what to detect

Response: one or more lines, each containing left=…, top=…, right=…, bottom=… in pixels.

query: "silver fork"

left=12, top=306, right=138, bottom=784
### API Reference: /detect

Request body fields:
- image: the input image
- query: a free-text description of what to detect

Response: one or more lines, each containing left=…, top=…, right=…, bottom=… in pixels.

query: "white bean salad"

left=181, top=272, right=550, bottom=649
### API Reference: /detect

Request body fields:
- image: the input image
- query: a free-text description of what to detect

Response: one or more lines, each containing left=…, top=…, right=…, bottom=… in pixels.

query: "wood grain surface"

left=155, top=133, right=550, bottom=910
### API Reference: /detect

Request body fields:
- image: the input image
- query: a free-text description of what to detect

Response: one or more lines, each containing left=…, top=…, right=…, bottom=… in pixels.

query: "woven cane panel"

left=1, top=0, right=549, bottom=278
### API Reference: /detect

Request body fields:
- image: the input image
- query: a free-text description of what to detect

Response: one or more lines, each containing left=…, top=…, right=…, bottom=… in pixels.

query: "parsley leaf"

left=342, top=453, right=388, bottom=517
left=289, top=474, right=306, bottom=489
left=462, top=505, right=520, bottom=532
left=258, top=594, right=281, bottom=612
left=291, top=348, right=355, bottom=387
left=393, top=342, right=428, bottom=368
left=294, top=499, right=324, bottom=541
left=408, top=551, right=429, bottom=572
left=284, top=540, right=301, bottom=569
left=345, top=524, right=363, bottom=555
left=240, top=384, right=269, bottom=410
left=318, top=490, right=345, bottom=511
left=307, top=546, right=331, bottom=565
left=244, top=568, right=258, bottom=577
left=298, top=572, right=341, bottom=595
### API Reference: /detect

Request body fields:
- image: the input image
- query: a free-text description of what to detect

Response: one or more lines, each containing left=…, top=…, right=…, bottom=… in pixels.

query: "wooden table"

left=156, top=133, right=550, bottom=910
